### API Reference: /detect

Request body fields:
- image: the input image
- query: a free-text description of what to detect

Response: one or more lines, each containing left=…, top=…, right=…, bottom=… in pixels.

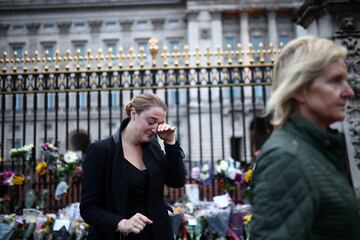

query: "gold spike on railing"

left=12, top=51, right=18, bottom=72
left=149, top=37, right=158, bottom=68
left=128, top=47, right=135, bottom=69
left=1, top=51, right=8, bottom=73
left=54, top=50, right=61, bottom=71
left=205, top=44, right=211, bottom=66
left=0, top=41, right=280, bottom=74
left=183, top=45, right=190, bottom=67
left=138, top=47, right=146, bottom=68
left=85, top=49, right=92, bottom=70
left=258, top=42, right=265, bottom=64
left=225, top=44, right=233, bottom=65
left=236, top=43, right=243, bottom=65
left=161, top=46, right=169, bottom=67
left=107, top=48, right=113, bottom=69
left=96, top=48, right=104, bottom=70
left=33, top=50, right=40, bottom=72
left=215, top=45, right=222, bottom=66
left=172, top=46, right=180, bottom=67
left=247, top=43, right=254, bottom=64
left=75, top=49, right=82, bottom=71
left=117, top=47, right=124, bottom=69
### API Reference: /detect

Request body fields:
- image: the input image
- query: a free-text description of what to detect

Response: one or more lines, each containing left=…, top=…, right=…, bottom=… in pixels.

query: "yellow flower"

left=12, top=174, right=25, bottom=185
left=36, top=161, right=47, bottom=175
left=244, top=169, right=253, bottom=183
left=243, top=214, right=252, bottom=224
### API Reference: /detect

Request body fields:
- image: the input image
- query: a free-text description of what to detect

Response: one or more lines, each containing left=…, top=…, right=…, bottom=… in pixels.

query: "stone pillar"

left=186, top=10, right=199, bottom=66
left=210, top=10, right=223, bottom=50
left=267, top=11, right=278, bottom=47
left=295, top=0, right=360, bottom=198
left=240, top=12, right=250, bottom=64
left=26, top=23, right=40, bottom=51
left=88, top=20, right=103, bottom=51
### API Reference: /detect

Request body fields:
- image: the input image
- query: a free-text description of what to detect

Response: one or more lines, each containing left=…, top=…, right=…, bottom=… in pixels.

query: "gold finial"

left=236, top=43, right=243, bottom=65
left=85, top=48, right=92, bottom=70
left=12, top=51, right=18, bottom=72
left=183, top=45, right=190, bottom=67
left=1, top=51, right=9, bottom=73
left=268, top=42, right=276, bottom=63
left=225, top=44, right=233, bottom=65
left=172, top=46, right=180, bottom=67
left=247, top=43, right=254, bottom=64
left=32, top=50, right=40, bottom=72
left=64, top=49, right=72, bottom=71
left=23, top=50, right=30, bottom=72
left=75, top=48, right=82, bottom=71
left=96, top=48, right=104, bottom=69
left=215, top=45, right=222, bottom=66
left=149, top=37, right=159, bottom=67
left=44, top=50, right=49, bottom=72
left=117, top=47, right=124, bottom=69
left=128, top=47, right=135, bottom=69
left=258, top=42, right=265, bottom=63
left=54, top=50, right=61, bottom=71
left=138, top=47, right=146, bottom=68
left=205, top=44, right=211, bottom=66
left=107, top=48, right=113, bottom=69
left=194, top=45, right=201, bottom=67
left=161, top=46, right=169, bottom=67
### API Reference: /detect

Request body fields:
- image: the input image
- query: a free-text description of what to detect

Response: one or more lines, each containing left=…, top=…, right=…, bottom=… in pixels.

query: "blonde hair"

left=267, top=36, right=347, bottom=127
left=124, top=93, right=167, bottom=117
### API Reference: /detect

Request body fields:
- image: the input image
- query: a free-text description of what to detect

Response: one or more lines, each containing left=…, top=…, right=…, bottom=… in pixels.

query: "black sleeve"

left=163, top=141, right=186, bottom=188
left=80, top=142, right=123, bottom=233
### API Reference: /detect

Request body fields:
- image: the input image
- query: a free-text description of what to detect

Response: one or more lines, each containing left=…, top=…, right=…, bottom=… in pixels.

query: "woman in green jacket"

left=251, top=36, right=360, bottom=240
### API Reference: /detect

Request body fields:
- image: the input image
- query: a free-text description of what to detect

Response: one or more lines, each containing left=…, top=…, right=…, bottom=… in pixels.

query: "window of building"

left=79, top=92, right=87, bottom=108
left=14, top=139, right=21, bottom=148
left=15, top=94, right=23, bottom=110
left=47, top=93, right=55, bottom=109
left=104, top=40, right=117, bottom=54
left=73, top=41, right=87, bottom=57
left=279, top=34, right=289, bottom=46
left=44, top=24, right=54, bottom=29
left=251, top=35, right=264, bottom=50
left=15, top=125, right=21, bottom=132
left=105, top=21, right=116, bottom=27
left=11, top=44, right=24, bottom=58
left=42, top=42, right=56, bottom=58
left=224, top=36, right=237, bottom=51
left=169, top=39, right=180, bottom=53
left=137, top=39, right=149, bottom=53
left=230, top=137, right=242, bottom=162
left=111, top=92, right=119, bottom=107
left=12, top=25, right=24, bottom=33
left=74, top=22, right=85, bottom=29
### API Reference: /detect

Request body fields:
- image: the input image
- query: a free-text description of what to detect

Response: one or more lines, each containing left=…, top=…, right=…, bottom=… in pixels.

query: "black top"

left=80, top=117, right=186, bottom=240
left=124, top=160, right=153, bottom=240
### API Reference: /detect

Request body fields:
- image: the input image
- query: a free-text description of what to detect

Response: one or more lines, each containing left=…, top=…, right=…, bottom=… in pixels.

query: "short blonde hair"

left=124, top=93, right=167, bottom=117
left=267, top=36, right=347, bottom=127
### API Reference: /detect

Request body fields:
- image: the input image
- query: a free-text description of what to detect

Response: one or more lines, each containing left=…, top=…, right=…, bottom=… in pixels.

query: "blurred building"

left=0, top=0, right=304, bottom=165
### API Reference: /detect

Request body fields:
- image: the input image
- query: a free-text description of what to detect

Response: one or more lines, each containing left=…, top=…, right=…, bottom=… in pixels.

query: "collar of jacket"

left=284, top=112, right=347, bottom=173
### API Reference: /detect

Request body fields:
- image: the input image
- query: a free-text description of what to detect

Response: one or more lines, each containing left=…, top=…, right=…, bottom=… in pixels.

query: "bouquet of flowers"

left=54, top=151, right=82, bottom=200
left=9, top=144, right=34, bottom=161
left=215, top=158, right=243, bottom=193
left=191, top=163, right=212, bottom=184
left=0, top=171, right=25, bottom=214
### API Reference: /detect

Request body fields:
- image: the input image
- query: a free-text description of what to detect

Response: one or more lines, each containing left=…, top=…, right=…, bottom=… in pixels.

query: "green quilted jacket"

left=250, top=113, right=360, bottom=240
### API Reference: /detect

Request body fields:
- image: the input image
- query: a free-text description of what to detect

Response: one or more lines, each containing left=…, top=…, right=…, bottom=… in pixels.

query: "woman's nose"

left=342, top=81, right=355, bottom=98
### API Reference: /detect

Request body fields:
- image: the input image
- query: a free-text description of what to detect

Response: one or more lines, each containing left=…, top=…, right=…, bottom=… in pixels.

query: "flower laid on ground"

left=12, top=174, right=25, bottom=185
left=215, top=158, right=243, bottom=193
left=243, top=214, right=252, bottom=240
left=199, top=163, right=211, bottom=183
left=40, top=143, right=59, bottom=162
left=56, top=151, right=82, bottom=180
left=0, top=171, right=15, bottom=186
left=10, top=144, right=34, bottom=161
left=36, top=162, right=47, bottom=175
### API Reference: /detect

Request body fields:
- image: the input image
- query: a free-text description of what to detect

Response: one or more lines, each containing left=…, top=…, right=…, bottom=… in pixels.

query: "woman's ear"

left=130, top=108, right=137, bottom=120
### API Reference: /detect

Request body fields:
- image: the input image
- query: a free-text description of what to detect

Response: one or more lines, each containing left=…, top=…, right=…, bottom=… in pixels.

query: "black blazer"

left=80, top=118, right=186, bottom=240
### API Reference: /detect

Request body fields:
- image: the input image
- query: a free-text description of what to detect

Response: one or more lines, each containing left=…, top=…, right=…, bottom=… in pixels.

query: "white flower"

left=64, top=151, right=78, bottom=163
left=200, top=172, right=210, bottom=181
left=201, top=163, right=209, bottom=172
left=216, top=160, right=229, bottom=173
